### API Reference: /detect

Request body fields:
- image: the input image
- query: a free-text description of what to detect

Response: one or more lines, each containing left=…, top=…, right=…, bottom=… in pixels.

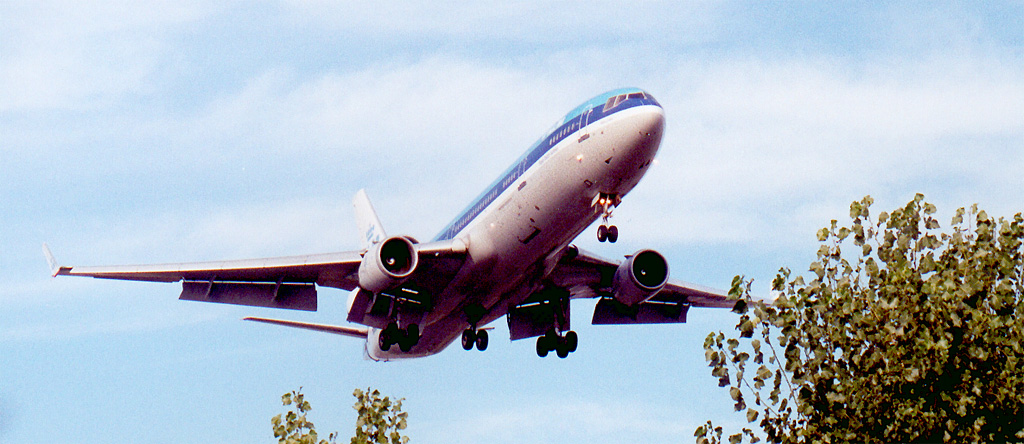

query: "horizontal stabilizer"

left=243, top=317, right=368, bottom=339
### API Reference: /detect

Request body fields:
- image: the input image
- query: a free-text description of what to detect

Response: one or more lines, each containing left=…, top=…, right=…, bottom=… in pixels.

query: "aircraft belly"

left=376, top=105, right=664, bottom=359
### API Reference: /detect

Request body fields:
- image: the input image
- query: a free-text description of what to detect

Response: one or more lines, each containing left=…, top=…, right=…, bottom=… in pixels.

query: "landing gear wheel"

left=378, top=322, right=400, bottom=351
left=398, top=324, right=420, bottom=353
left=607, top=225, right=618, bottom=243
left=536, top=337, right=549, bottom=357
left=565, top=330, right=578, bottom=353
left=406, top=324, right=420, bottom=345
left=475, top=329, right=489, bottom=351
left=461, top=329, right=477, bottom=351
left=597, top=225, right=608, bottom=242
left=399, top=336, right=413, bottom=352
left=555, top=336, right=570, bottom=358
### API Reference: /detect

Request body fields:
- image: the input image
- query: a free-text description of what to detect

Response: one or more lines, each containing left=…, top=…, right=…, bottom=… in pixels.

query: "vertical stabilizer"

left=353, top=189, right=386, bottom=249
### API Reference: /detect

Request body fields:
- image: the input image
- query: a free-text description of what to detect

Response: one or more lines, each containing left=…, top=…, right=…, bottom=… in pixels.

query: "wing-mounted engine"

left=357, top=236, right=419, bottom=293
left=612, top=249, right=669, bottom=306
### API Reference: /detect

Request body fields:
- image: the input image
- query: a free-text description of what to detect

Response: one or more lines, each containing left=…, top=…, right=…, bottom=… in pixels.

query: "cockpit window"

left=602, top=91, right=648, bottom=112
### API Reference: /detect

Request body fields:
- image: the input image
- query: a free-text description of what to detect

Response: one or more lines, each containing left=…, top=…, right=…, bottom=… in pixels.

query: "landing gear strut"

left=533, top=286, right=578, bottom=358
left=378, top=322, right=420, bottom=352
left=596, top=193, right=619, bottom=243
left=461, top=327, right=489, bottom=351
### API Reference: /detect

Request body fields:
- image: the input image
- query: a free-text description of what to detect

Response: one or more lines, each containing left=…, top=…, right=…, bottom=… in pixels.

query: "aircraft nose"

left=628, top=105, right=665, bottom=159
left=636, top=105, right=665, bottom=139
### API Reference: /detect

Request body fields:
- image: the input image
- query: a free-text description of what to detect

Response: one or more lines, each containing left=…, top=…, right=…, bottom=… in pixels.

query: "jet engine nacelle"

left=357, top=236, right=419, bottom=294
left=612, top=249, right=669, bottom=306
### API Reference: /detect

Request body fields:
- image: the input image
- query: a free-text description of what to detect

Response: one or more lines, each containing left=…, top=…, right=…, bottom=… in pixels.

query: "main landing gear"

left=536, top=328, right=578, bottom=358
left=378, top=322, right=420, bottom=353
left=596, top=193, right=620, bottom=243
left=461, top=327, right=489, bottom=351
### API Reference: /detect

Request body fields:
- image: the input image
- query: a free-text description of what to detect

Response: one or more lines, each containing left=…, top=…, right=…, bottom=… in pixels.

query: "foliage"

left=351, top=388, right=409, bottom=444
left=273, top=388, right=338, bottom=444
left=696, top=195, right=1024, bottom=443
left=272, top=387, right=409, bottom=444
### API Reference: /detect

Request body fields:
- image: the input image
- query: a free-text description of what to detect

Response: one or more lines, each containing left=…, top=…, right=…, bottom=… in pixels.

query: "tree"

left=271, top=387, right=408, bottom=444
left=351, top=388, right=409, bottom=444
left=697, top=195, right=1024, bottom=443
left=273, top=388, right=338, bottom=444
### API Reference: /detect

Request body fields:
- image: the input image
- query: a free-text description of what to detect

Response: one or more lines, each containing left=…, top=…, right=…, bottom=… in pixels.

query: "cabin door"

left=578, top=109, right=592, bottom=143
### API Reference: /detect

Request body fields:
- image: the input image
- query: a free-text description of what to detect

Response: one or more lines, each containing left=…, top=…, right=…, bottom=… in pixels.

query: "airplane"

left=44, top=87, right=735, bottom=361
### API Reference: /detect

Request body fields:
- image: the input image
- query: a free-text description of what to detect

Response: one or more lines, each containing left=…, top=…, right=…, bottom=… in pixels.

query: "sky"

left=2, top=1, right=1023, bottom=443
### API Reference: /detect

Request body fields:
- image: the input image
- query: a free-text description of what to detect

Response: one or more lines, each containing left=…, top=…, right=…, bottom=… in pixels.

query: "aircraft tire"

left=398, top=335, right=413, bottom=352
left=406, top=324, right=420, bottom=346
left=536, top=337, right=549, bottom=357
left=565, top=330, right=578, bottom=353
left=378, top=330, right=391, bottom=351
left=461, top=329, right=476, bottom=351
left=556, top=339, right=570, bottom=358
left=597, top=225, right=608, bottom=242
left=475, top=329, right=489, bottom=351
left=607, top=225, right=618, bottom=243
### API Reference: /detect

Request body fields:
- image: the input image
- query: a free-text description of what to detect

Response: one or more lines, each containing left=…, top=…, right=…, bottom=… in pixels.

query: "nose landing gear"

left=596, top=193, right=620, bottom=243
left=597, top=224, right=619, bottom=243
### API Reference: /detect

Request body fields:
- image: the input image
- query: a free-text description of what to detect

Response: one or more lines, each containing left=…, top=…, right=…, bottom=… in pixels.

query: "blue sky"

left=2, top=2, right=1023, bottom=443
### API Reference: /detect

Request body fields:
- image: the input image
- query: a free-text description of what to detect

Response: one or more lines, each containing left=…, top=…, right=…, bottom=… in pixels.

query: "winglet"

left=353, top=189, right=387, bottom=250
left=42, top=243, right=69, bottom=277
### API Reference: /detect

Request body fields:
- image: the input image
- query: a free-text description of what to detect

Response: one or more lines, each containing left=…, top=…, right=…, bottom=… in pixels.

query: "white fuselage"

left=366, top=103, right=665, bottom=360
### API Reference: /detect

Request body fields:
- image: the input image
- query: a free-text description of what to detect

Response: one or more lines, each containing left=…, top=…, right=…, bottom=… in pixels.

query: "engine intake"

left=612, top=249, right=669, bottom=306
left=358, top=236, right=419, bottom=293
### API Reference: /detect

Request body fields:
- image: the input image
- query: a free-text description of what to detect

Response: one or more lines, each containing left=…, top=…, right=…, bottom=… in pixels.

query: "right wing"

left=550, top=246, right=735, bottom=324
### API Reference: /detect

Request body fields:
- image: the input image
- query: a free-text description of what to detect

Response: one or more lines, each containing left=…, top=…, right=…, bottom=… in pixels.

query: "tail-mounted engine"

left=612, top=249, right=669, bottom=306
left=357, top=236, right=419, bottom=293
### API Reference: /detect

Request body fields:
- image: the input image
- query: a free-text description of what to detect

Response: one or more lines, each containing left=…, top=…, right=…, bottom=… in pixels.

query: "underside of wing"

left=48, top=248, right=364, bottom=311
left=45, top=239, right=468, bottom=315
left=546, top=246, right=735, bottom=326
left=49, top=251, right=360, bottom=285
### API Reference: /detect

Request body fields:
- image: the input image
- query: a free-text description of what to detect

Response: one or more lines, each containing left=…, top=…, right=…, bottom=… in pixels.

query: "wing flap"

left=591, top=297, right=690, bottom=324
left=180, top=281, right=318, bottom=311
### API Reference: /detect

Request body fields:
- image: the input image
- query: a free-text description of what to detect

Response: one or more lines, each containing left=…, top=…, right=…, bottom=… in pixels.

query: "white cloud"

left=0, top=0, right=223, bottom=112
left=277, top=0, right=724, bottom=44
left=433, top=399, right=696, bottom=444
left=624, top=52, right=1024, bottom=250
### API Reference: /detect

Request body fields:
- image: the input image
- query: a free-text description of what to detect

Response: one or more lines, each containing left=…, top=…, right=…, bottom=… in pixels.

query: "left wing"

left=43, top=240, right=464, bottom=312
left=547, top=246, right=735, bottom=325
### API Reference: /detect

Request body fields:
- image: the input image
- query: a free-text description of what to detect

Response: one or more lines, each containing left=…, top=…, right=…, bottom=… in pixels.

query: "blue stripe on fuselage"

left=432, top=88, right=661, bottom=242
